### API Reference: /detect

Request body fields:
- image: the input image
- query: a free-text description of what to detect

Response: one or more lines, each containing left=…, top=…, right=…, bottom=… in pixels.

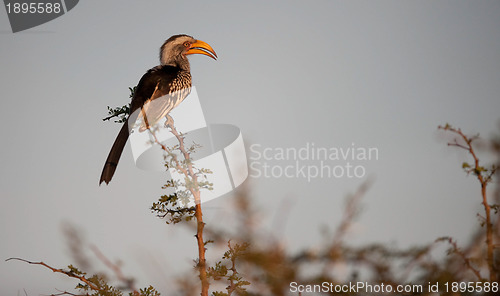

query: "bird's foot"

left=164, top=115, right=174, bottom=128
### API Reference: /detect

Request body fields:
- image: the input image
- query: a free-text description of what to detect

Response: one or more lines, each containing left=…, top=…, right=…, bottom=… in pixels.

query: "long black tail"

left=99, top=122, right=129, bottom=185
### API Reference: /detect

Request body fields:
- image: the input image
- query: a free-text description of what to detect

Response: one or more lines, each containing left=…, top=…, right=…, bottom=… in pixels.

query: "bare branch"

left=90, top=245, right=138, bottom=293
left=439, top=124, right=498, bottom=281
left=46, top=289, right=84, bottom=296
left=147, top=118, right=209, bottom=295
left=6, top=258, right=100, bottom=291
left=438, top=237, right=483, bottom=281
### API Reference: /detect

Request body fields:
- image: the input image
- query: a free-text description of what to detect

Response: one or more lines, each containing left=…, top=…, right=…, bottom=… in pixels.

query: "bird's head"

left=159, top=34, right=217, bottom=70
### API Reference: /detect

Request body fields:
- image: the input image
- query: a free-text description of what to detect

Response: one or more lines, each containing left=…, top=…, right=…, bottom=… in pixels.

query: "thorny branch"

left=147, top=117, right=209, bottom=296
left=5, top=258, right=100, bottom=291
left=90, top=245, right=138, bottom=294
left=439, top=124, right=498, bottom=281
left=48, top=289, right=83, bottom=296
left=437, top=236, right=483, bottom=281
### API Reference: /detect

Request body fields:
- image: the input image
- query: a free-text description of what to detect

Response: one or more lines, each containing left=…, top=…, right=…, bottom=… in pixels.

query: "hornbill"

left=99, top=34, right=217, bottom=185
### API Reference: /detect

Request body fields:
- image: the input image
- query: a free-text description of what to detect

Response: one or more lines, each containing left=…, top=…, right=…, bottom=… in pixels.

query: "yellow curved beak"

left=186, top=39, right=217, bottom=60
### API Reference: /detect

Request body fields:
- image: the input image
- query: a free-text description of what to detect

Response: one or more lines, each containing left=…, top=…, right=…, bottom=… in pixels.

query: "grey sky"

left=1, top=0, right=500, bottom=294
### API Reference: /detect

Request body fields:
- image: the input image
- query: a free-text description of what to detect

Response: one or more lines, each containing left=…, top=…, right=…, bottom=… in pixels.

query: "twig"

left=90, top=245, right=138, bottom=293
left=46, top=289, right=84, bottom=296
left=227, top=241, right=237, bottom=295
left=321, top=179, right=372, bottom=276
left=439, top=124, right=497, bottom=281
left=6, top=258, right=100, bottom=291
left=147, top=118, right=209, bottom=296
left=438, top=237, right=483, bottom=281
left=332, top=179, right=372, bottom=247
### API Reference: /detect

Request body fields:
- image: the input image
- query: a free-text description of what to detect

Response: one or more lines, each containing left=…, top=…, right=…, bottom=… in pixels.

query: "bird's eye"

left=183, top=41, right=191, bottom=47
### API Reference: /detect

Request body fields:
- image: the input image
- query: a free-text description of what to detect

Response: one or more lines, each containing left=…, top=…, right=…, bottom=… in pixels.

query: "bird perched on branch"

left=99, top=34, right=217, bottom=185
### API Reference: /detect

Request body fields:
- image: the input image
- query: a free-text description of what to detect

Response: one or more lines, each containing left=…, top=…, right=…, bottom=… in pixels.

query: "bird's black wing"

left=100, top=66, right=182, bottom=185
left=129, top=65, right=187, bottom=130
left=129, top=65, right=180, bottom=114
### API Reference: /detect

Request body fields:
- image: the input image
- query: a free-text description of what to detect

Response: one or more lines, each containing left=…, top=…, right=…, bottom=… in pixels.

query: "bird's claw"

left=164, top=115, right=174, bottom=128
